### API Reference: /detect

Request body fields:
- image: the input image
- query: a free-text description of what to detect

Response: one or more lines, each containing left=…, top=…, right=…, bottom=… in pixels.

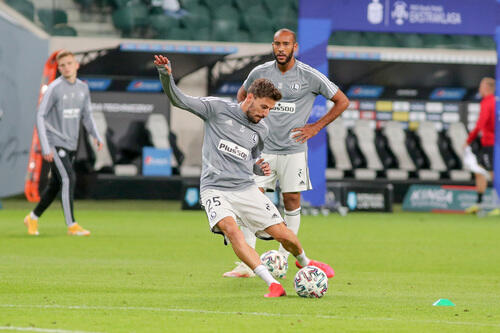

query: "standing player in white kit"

left=224, top=29, right=349, bottom=278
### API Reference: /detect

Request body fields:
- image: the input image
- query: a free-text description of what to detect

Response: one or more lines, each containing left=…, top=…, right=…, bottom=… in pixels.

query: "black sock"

left=477, top=193, right=483, bottom=204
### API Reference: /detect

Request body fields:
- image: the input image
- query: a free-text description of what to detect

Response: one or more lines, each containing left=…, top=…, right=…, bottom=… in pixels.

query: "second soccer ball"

left=260, top=250, right=288, bottom=279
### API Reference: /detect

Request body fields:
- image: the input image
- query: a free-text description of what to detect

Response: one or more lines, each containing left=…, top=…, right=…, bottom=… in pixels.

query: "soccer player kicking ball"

left=154, top=54, right=334, bottom=297
left=225, top=28, right=349, bottom=278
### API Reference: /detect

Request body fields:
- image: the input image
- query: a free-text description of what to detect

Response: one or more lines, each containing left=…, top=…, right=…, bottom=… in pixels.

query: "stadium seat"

left=212, top=5, right=239, bottom=21
left=375, top=129, right=408, bottom=179
left=191, top=27, right=212, bottom=41
left=250, top=30, right=273, bottom=43
left=167, top=27, right=192, bottom=40
left=37, top=8, right=68, bottom=31
left=353, top=120, right=383, bottom=170
left=6, top=0, right=34, bottom=21
left=185, top=4, right=210, bottom=17
left=416, top=122, right=447, bottom=172
left=346, top=128, right=377, bottom=179
left=145, top=114, right=178, bottom=168
left=245, top=4, right=270, bottom=19
left=365, top=32, right=399, bottom=47
left=233, top=0, right=255, bottom=11
left=150, top=14, right=180, bottom=38
left=212, top=19, right=239, bottom=42
left=201, top=0, right=232, bottom=13
left=330, top=31, right=365, bottom=46
left=477, top=36, right=495, bottom=50
left=422, top=34, right=453, bottom=48
left=51, top=24, right=78, bottom=36
left=242, top=14, right=273, bottom=37
left=112, top=7, right=135, bottom=36
left=88, top=111, right=114, bottom=173
left=179, top=0, right=200, bottom=11
left=181, top=10, right=211, bottom=31
left=326, top=119, right=352, bottom=179
left=397, top=33, right=424, bottom=48
left=383, top=122, right=416, bottom=176
left=447, top=122, right=472, bottom=180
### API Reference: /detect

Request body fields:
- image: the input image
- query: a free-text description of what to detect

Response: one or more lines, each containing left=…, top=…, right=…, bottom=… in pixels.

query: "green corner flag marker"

left=433, top=299, right=455, bottom=306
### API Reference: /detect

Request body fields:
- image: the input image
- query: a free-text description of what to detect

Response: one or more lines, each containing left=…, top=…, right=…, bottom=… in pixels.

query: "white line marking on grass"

left=1, top=304, right=500, bottom=328
left=0, top=326, right=101, bottom=333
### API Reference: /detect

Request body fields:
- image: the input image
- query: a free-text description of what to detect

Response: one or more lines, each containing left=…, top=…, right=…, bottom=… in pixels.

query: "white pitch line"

left=1, top=304, right=500, bottom=328
left=0, top=326, right=101, bottom=333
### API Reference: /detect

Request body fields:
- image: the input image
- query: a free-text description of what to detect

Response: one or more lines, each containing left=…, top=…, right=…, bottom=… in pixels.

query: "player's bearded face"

left=247, top=98, right=275, bottom=124
left=273, top=38, right=295, bottom=65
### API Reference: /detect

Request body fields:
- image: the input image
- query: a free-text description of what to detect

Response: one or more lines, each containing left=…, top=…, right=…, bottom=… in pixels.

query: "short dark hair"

left=248, top=78, right=282, bottom=101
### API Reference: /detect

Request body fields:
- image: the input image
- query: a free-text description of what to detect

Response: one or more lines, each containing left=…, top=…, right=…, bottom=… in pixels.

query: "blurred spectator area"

left=3, top=0, right=496, bottom=48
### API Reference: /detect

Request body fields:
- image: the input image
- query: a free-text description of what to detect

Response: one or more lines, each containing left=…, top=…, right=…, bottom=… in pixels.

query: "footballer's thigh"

left=277, top=151, right=312, bottom=193
left=200, top=189, right=238, bottom=235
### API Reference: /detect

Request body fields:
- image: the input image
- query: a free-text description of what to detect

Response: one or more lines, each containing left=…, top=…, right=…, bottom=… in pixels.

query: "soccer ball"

left=260, top=250, right=288, bottom=279
left=294, top=266, right=328, bottom=298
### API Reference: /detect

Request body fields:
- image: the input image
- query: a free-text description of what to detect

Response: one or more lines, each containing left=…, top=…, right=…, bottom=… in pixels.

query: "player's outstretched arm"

left=154, top=54, right=211, bottom=120
left=253, top=158, right=271, bottom=176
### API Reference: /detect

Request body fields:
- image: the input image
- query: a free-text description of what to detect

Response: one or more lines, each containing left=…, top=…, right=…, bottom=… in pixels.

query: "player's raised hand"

left=255, top=158, right=271, bottom=176
left=291, top=123, right=321, bottom=143
left=154, top=55, right=172, bottom=75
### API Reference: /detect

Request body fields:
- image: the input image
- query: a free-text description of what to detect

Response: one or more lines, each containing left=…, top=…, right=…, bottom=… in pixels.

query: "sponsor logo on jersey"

left=290, top=83, right=301, bottom=91
left=270, top=102, right=296, bottom=113
left=63, top=108, right=81, bottom=118
left=218, top=139, right=249, bottom=160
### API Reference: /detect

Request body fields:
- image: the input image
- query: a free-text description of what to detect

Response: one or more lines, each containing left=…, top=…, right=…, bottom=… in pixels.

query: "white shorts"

left=200, top=186, right=284, bottom=240
left=254, top=152, right=312, bottom=193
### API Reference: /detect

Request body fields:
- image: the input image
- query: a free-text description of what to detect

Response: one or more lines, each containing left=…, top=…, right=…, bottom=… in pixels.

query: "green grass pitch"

left=0, top=198, right=499, bottom=332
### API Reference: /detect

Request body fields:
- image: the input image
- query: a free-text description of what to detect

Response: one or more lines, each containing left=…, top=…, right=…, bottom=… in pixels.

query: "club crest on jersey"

left=270, top=102, right=296, bottom=114
left=251, top=133, right=258, bottom=144
left=290, top=83, right=301, bottom=91
left=218, top=139, right=249, bottom=160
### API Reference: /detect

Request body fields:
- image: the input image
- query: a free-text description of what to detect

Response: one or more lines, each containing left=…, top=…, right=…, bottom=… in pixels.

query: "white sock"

left=296, top=250, right=310, bottom=267
left=254, top=264, right=278, bottom=286
left=30, top=212, right=39, bottom=220
left=278, top=207, right=301, bottom=258
left=241, top=225, right=257, bottom=249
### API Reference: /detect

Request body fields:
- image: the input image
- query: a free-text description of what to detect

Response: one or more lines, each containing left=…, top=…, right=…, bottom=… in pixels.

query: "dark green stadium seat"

left=191, top=27, right=212, bottom=41
left=51, top=24, right=78, bottom=36
left=245, top=5, right=270, bottom=19
left=150, top=14, right=180, bottom=36
left=212, top=5, right=239, bottom=20
left=6, top=0, right=34, bottom=21
left=112, top=7, right=135, bottom=36
left=131, top=4, right=149, bottom=28
left=181, top=10, right=211, bottom=30
left=272, top=16, right=297, bottom=32
left=365, top=32, right=399, bottom=47
left=477, top=36, right=495, bottom=50
left=330, top=31, right=365, bottom=46
left=396, top=33, right=424, bottom=48
left=37, top=9, right=68, bottom=30
left=236, top=29, right=251, bottom=42
left=179, top=0, right=200, bottom=11
left=449, top=35, right=477, bottom=49
left=422, top=34, right=453, bottom=48
left=186, top=4, right=210, bottom=18
left=212, top=19, right=239, bottom=42
left=251, top=30, right=273, bottom=43
left=242, top=14, right=273, bottom=36
left=167, top=27, right=192, bottom=40
left=233, top=0, right=254, bottom=11
left=201, top=0, right=229, bottom=12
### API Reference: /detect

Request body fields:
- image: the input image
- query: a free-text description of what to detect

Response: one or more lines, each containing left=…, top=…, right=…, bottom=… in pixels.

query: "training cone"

left=433, top=299, right=455, bottom=306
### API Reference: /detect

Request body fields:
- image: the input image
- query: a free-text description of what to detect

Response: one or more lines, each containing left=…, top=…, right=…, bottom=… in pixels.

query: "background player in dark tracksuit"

left=24, top=50, right=103, bottom=236
left=464, top=77, right=497, bottom=215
